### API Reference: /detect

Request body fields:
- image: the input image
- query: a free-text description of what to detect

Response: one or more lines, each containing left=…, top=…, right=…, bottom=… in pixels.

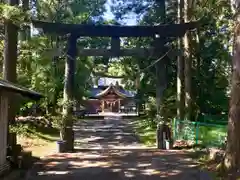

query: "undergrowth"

left=133, top=117, right=157, bottom=146
left=10, top=117, right=60, bottom=142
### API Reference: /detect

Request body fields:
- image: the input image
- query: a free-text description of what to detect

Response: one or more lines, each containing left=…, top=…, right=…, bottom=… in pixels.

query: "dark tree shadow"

left=26, top=117, right=212, bottom=180
left=26, top=149, right=212, bottom=180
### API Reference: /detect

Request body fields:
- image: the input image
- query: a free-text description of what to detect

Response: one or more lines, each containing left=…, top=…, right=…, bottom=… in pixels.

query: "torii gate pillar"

left=61, top=34, right=77, bottom=152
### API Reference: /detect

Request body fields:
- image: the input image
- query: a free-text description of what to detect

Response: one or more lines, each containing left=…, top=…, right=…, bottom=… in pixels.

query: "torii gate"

left=32, top=20, right=199, bottom=152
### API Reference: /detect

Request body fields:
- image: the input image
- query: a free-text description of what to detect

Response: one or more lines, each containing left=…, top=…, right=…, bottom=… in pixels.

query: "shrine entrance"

left=101, top=99, right=120, bottom=113
left=98, top=84, right=126, bottom=113
left=32, top=20, right=199, bottom=151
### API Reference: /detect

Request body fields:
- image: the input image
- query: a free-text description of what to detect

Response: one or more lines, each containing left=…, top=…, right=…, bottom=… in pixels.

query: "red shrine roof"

left=95, top=83, right=128, bottom=98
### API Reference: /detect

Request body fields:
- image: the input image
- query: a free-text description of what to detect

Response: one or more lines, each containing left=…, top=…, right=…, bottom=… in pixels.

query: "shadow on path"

left=26, top=149, right=205, bottom=180
left=26, top=117, right=212, bottom=180
left=74, top=117, right=146, bottom=149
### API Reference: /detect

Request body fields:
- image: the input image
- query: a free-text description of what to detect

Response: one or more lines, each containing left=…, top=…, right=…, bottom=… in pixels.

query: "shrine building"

left=85, top=77, right=137, bottom=115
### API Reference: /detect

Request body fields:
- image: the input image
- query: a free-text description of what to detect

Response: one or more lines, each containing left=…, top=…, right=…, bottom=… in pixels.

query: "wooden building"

left=0, top=79, right=42, bottom=175
left=84, top=77, right=137, bottom=114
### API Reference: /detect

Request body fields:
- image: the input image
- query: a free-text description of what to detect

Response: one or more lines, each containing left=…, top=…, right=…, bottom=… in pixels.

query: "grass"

left=12, top=121, right=60, bottom=158
left=27, top=125, right=59, bottom=142
left=198, top=125, right=226, bottom=148
left=173, top=120, right=227, bottom=148
left=133, top=117, right=228, bottom=179
left=133, top=117, right=227, bottom=149
left=11, top=122, right=59, bottom=142
left=132, top=117, right=156, bottom=146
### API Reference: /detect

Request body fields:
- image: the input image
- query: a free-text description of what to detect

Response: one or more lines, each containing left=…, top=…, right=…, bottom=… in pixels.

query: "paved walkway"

left=26, top=117, right=211, bottom=180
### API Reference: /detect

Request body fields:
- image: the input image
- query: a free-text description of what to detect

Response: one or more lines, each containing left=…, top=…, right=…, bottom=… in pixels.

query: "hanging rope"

left=140, top=47, right=172, bottom=73
left=135, top=47, right=173, bottom=88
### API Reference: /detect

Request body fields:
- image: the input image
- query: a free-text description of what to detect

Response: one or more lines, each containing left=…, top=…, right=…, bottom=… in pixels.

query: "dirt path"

left=74, top=116, right=148, bottom=149
left=26, top=117, right=212, bottom=180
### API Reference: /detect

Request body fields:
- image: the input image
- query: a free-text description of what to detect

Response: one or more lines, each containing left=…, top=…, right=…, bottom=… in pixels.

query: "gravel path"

left=26, top=116, right=212, bottom=180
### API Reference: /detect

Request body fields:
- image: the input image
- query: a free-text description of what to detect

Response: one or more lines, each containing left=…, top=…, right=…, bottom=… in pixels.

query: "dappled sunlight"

left=124, top=171, right=135, bottom=177
left=38, top=171, right=70, bottom=175
left=28, top=149, right=203, bottom=179
left=137, top=162, right=152, bottom=167
left=112, top=168, right=122, bottom=172
left=141, top=168, right=160, bottom=175
left=69, top=160, right=112, bottom=168
left=26, top=118, right=208, bottom=180
left=45, top=161, right=61, bottom=168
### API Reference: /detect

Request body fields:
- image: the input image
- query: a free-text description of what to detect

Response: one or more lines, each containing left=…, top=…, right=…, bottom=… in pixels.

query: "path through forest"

left=26, top=116, right=211, bottom=180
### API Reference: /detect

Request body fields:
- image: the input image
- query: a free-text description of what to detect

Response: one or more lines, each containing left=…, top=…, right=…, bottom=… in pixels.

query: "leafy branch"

left=0, top=3, right=30, bottom=26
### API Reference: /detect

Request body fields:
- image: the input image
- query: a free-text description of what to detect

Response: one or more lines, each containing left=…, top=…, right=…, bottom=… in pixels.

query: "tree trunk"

left=60, top=34, right=77, bottom=152
left=224, top=19, right=240, bottom=172
left=193, top=30, right=201, bottom=120
left=3, top=0, right=19, bottom=151
left=184, top=0, right=193, bottom=121
left=177, top=0, right=185, bottom=121
left=52, top=36, right=60, bottom=115
left=19, top=0, right=30, bottom=41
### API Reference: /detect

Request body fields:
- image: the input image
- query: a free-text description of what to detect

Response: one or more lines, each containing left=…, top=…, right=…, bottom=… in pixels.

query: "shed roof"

left=0, top=79, right=43, bottom=100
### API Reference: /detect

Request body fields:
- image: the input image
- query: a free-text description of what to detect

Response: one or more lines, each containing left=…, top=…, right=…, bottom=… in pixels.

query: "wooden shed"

left=0, top=79, right=42, bottom=174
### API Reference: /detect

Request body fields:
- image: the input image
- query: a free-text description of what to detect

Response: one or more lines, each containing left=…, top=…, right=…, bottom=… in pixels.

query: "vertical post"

left=195, top=123, right=199, bottom=145
left=118, top=99, right=121, bottom=113
left=110, top=102, right=113, bottom=112
left=155, top=37, right=168, bottom=149
left=102, top=100, right=105, bottom=112
left=154, top=37, right=167, bottom=119
left=61, top=34, right=77, bottom=152
left=173, top=118, right=176, bottom=140
left=111, top=36, right=120, bottom=56
left=101, top=100, right=103, bottom=112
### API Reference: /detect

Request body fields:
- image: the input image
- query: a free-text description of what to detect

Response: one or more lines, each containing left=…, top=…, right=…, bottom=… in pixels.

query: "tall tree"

left=177, top=0, right=185, bottom=120
left=224, top=0, right=240, bottom=172
left=19, top=0, right=30, bottom=41
left=183, top=0, right=193, bottom=121
left=3, top=0, right=19, bottom=150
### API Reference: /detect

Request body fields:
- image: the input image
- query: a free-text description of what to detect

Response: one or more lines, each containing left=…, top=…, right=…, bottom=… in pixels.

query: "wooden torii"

left=33, top=20, right=198, bottom=57
left=32, top=20, right=199, bottom=151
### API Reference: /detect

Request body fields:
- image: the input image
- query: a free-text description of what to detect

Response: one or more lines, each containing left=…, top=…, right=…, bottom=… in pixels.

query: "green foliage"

left=10, top=122, right=59, bottom=141
left=10, top=123, right=33, bottom=137
left=0, top=3, right=30, bottom=25
left=133, top=117, right=156, bottom=146
left=0, top=0, right=233, bottom=135
left=110, top=0, right=232, bottom=123
left=9, top=0, right=108, bottom=116
left=173, top=119, right=227, bottom=148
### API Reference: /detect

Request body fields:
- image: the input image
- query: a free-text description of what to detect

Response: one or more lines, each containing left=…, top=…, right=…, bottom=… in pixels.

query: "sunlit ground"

left=27, top=149, right=201, bottom=180
left=24, top=117, right=210, bottom=180
left=17, top=136, right=57, bottom=158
